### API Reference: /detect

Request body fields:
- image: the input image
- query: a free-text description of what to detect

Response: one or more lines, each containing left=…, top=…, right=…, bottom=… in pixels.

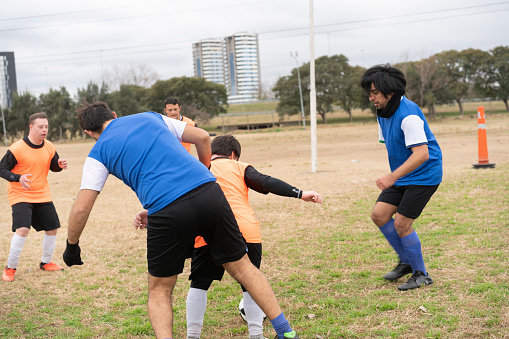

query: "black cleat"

left=398, top=271, right=433, bottom=291
left=383, top=262, right=413, bottom=281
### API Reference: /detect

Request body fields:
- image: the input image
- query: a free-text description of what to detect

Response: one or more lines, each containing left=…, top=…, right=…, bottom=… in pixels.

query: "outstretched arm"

left=245, top=166, right=322, bottom=203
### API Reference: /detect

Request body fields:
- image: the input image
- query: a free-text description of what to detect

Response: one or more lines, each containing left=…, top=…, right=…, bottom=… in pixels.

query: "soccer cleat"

left=2, top=267, right=16, bottom=282
left=274, top=331, right=299, bottom=339
left=383, top=262, right=413, bottom=281
left=39, top=262, right=64, bottom=271
left=398, top=271, right=433, bottom=291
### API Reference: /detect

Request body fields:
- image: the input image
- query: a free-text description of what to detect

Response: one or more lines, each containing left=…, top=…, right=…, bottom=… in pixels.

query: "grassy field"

left=0, top=109, right=508, bottom=338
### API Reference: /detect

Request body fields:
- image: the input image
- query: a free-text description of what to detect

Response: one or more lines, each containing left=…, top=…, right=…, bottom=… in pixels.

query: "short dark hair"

left=29, top=112, right=48, bottom=125
left=211, top=135, right=241, bottom=159
left=76, top=98, right=115, bottom=133
left=164, top=97, right=181, bottom=107
left=360, top=64, right=406, bottom=98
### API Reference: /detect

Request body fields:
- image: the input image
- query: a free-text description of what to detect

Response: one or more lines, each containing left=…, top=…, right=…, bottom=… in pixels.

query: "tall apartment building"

left=193, top=32, right=261, bottom=104
left=0, top=52, right=17, bottom=109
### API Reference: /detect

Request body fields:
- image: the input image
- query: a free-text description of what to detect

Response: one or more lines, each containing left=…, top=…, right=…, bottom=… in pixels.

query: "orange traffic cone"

left=473, top=106, right=495, bottom=169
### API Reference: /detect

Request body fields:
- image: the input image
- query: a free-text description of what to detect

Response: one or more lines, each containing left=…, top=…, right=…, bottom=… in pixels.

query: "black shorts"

left=377, top=184, right=439, bottom=219
left=11, top=202, right=61, bottom=232
left=190, top=242, right=262, bottom=291
left=146, top=182, right=247, bottom=278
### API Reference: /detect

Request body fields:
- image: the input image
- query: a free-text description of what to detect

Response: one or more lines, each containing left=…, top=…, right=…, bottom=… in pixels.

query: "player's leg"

left=394, top=185, right=439, bottom=291
left=145, top=187, right=206, bottom=338
left=223, top=256, right=297, bottom=339
left=148, top=274, right=177, bottom=339
left=34, top=202, right=63, bottom=271
left=371, top=189, right=412, bottom=280
left=3, top=203, right=32, bottom=282
left=187, top=245, right=224, bottom=339
left=199, top=183, right=298, bottom=339
left=241, top=243, right=266, bottom=339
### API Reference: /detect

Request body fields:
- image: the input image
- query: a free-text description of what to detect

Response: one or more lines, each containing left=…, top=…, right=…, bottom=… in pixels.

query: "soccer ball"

left=238, top=298, right=266, bottom=322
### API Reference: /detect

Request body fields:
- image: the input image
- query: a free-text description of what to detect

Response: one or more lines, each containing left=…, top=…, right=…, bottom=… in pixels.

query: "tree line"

left=273, top=46, right=509, bottom=123
left=1, top=46, right=507, bottom=142
left=1, top=76, right=228, bottom=142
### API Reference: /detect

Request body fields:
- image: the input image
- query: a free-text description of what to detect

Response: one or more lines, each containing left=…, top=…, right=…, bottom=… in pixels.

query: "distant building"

left=0, top=52, right=17, bottom=109
left=193, top=32, right=261, bottom=104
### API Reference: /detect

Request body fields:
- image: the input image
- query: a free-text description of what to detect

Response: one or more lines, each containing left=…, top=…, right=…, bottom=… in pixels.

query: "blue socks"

left=270, top=312, right=292, bottom=339
left=379, top=219, right=410, bottom=264
left=401, top=231, right=427, bottom=275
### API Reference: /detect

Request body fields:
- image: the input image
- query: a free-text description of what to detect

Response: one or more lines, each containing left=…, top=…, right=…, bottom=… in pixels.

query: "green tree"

left=5, top=91, right=40, bottom=139
left=76, top=81, right=109, bottom=103
left=108, top=84, right=150, bottom=117
left=274, top=54, right=355, bottom=124
left=147, top=76, right=227, bottom=122
left=334, top=65, right=368, bottom=122
left=484, top=46, right=509, bottom=111
left=39, top=87, right=74, bottom=140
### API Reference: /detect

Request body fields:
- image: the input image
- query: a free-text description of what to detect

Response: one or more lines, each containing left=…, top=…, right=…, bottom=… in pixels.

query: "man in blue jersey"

left=63, top=100, right=300, bottom=339
left=360, top=65, right=442, bottom=291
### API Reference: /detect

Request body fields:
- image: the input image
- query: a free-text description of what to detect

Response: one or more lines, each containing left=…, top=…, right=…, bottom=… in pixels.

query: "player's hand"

left=63, top=240, right=84, bottom=266
left=301, top=191, right=322, bottom=203
left=58, top=159, right=68, bottom=169
left=133, top=210, right=148, bottom=230
left=19, top=174, right=32, bottom=190
left=376, top=174, right=396, bottom=191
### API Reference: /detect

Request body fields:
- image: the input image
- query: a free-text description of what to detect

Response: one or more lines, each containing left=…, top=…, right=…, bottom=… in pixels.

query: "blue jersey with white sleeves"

left=377, top=96, right=442, bottom=186
left=81, top=112, right=215, bottom=214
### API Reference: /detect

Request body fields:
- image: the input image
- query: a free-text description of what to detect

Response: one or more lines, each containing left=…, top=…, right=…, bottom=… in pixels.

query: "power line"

left=15, top=2, right=509, bottom=65
left=0, top=0, right=280, bottom=32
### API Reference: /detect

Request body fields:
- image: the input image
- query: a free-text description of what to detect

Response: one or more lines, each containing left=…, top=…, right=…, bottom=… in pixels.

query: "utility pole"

left=0, top=94, right=7, bottom=146
left=309, top=0, right=317, bottom=173
left=290, top=52, right=306, bottom=130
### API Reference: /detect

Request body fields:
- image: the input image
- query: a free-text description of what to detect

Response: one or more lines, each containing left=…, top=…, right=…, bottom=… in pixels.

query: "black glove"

left=63, top=240, right=84, bottom=266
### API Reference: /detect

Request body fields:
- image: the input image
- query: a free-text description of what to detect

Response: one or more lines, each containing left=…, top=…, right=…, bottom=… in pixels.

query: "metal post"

left=291, top=52, right=306, bottom=130
left=0, top=94, right=7, bottom=146
left=309, top=0, right=317, bottom=173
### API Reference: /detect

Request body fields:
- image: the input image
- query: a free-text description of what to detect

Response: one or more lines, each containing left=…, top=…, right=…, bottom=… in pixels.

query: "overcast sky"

left=2, top=0, right=508, bottom=99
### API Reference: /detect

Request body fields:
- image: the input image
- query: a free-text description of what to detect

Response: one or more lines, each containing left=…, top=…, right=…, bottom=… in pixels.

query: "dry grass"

left=0, top=112, right=508, bottom=338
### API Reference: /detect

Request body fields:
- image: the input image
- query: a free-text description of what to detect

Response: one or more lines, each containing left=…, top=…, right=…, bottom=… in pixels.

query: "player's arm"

left=244, top=166, right=322, bottom=203
left=181, top=125, right=211, bottom=169
left=50, top=151, right=67, bottom=172
left=376, top=115, right=429, bottom=190
left=0, top=150, right=21, bottom=182
left=376, top=145, right=428, bottom=190
left=162, top=115, right=211, bottom=168
left=67, top=189, right=100, bottom=244
left=64, top=157, right=108, bottom=266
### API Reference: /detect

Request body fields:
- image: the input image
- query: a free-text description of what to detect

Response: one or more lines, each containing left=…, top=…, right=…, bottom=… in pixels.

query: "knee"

left=148, top=275, right=177, bottom=296
left=371, top=211, right=388, bottom=227
left=15, top=227, right=30, bottom=237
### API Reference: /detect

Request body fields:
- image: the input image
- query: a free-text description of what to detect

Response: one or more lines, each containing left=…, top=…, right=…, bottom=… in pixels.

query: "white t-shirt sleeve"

left=80, top=157, right=109, bottom=192
left=378, top=121, right=385, bottom=142
left=162, top=115, right=187, bottom=141
left=401, top=115, right=428, bottom=148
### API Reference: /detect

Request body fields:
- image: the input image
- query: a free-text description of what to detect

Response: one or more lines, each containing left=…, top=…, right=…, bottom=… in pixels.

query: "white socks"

left=243, top=291, right=265, bottom=337
left=41, top=234, right=57, bottom=264
left=186, top=287, right=208, bottom=338
left=7, top=233, right=27, bottom=269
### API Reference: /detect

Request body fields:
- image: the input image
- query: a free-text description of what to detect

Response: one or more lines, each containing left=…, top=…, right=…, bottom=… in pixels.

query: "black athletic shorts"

left=146, top=182, right=247, bottom=278
left=11, top=202, right=61, bottom=232
left=189, top=242, right=262, bottom=291
left=377, top=184, right=439, bottom=219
